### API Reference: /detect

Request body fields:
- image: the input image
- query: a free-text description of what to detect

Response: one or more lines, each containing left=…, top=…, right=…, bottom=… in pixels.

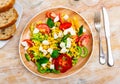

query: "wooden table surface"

left=0, top=0, right=120, bottom=84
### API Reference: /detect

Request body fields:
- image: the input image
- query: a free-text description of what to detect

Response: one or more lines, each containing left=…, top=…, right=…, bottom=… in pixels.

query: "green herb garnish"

left=61, top=34, right=70, bottom=42
left=51, top=50, right=59, bottom=58
left=37, top=57, right=49, bottom=65
left=78, top=25, right=83, bottom=36
left=47, top=18, right=54, bottom=28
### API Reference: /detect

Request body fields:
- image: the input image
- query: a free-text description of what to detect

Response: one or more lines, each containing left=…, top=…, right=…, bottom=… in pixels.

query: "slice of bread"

left=0, top=24, right=16, bottom=40
left=0, top=7, right=18, bottom=29
left=0, top=0, right=15, bottom=12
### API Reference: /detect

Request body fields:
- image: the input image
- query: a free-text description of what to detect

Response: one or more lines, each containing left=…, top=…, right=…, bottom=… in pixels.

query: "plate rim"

left=19, top=6, right=94, bottom=79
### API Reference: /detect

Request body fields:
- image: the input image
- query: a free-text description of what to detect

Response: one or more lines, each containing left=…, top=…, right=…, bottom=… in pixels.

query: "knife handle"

left=106, top=37, right=114, bottom=66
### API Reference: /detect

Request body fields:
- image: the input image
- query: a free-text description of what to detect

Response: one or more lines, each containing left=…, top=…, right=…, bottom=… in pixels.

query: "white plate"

left=0, top=1, right=23, bottom=48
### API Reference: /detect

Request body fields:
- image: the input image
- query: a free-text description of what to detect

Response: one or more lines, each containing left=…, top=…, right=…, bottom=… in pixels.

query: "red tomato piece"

left=78, top=34, right=90, bottom=47
left=23, top=39, right=34, bottom=47
left=36, top=24, right=50, bottom=34
left=46, top=11, right=57, bottom=20
left=59, top=22, right=72, bottom=30
left=53, top=54, right=72, bottom=73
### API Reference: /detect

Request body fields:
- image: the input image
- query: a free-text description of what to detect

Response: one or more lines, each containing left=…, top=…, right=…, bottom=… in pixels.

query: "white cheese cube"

left=54, top=33, right=58, bottom=39
left=49, top=57, right=53, bottom=62
left=39, top=46, right=43, bottom=51
left=83, top=28, right=86, bottom=32
left=63, top=14, right=69, bottom=20
left=42, top=40, right=49, bottom=45
left=21, top=41, right=27, bottom=47
left=63, top=29, right=69, bottom=35
left=42, top=50, right=48, bottom=55
left=33, top=28, right=39, bottom=34
left=63, top=27, right=76, bottom=35
left=60, top=47, right=68, bottom=53
left=66, top=38, right=72, bottom=48
left=41, top=63, right=47, bottom=68
left=60, top=42, right=65, bottom=48
left=69, top=27, right=76, bottom=35
left=50, top=64, right=55, bottom=69
left=54, top=16, right=59, bottom=22
left=48, top=48, right=53, bottom=54
left=21, top=41, right=29, bottom=50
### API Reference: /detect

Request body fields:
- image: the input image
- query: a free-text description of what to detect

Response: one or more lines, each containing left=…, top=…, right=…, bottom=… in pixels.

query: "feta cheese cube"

left=39, top=46, right=43, bottom=51
left=49, top=57, right=53, bottom=62
left=50, top=64, right=55, bottom=69
left=39, top=46, right=48, bottom=55
left=41, top=63, right=47, bottom=68
left=42, top=50, right=48, bottom=55
left=21, top=41, right=29, bottom=50
left=33, top=28, right=39, bottom=34
left=54, top=33, right=58, bottom=39
left=48, top=48, right=53, bottom=54
left=60, top=42, right=65, bottom=48
left=69, top=27, right=76, bottom=35
left=66, top=38, right=72, bottom=48
left=63, top=27, right=76, bottom=35
left=83, top=28, right=86, bottom=32
left=42, top=40, right=49, bottom=45
left=60, top=47, right=68, bottom=53
left=21, top=41, right=27, bottom=47
left=63, top=29, right=69, bottom=35
left=63, top=14, right=69, bottom=20
left=54, top=16, right=59, bottom=22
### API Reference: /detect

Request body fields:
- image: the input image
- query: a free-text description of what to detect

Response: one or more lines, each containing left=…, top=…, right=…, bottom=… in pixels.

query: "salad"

left=21, top=11, right=90, bottom=73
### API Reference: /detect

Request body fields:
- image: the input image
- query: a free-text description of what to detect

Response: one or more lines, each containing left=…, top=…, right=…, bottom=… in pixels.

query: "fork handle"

left=99, top=34, right=106, bottom=64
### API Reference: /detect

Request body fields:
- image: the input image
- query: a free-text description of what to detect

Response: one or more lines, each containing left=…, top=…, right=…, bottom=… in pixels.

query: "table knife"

left=102, top=7, right=114, bottom=66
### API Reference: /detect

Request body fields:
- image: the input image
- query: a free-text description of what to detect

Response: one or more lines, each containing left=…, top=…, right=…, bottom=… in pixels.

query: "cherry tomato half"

left=78, top=34, right=90, bottom=47
left=46, top=11, right=57, bottom=20
left=53, top=54, right=72, bottom=73
left=36, top=24, right=50, bottom=34
left=59, top=22, right=72, bottom=31
left=23, top=39, right=34, bottom=47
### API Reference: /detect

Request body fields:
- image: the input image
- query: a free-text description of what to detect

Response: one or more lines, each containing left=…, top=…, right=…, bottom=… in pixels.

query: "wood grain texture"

left=0, top=0, right=120, bottom=83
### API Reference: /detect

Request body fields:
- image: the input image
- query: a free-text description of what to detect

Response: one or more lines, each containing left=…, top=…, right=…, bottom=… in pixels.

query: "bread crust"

left=0, top=24, right=16, bottom=40
left=0, top=0, right=15, bottom=12
left=0, top=8, right=18, bottom=29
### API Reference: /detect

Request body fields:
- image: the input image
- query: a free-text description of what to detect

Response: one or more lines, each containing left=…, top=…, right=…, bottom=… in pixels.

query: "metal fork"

left=94, top=11, right=106, bottom=65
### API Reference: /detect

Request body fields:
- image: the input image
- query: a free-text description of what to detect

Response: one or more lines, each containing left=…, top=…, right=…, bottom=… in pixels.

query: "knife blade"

left=102, top=7, right=114, bottom=66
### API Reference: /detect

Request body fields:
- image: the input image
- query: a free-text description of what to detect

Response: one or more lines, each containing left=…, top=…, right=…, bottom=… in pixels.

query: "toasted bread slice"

left=0, top=24, right=16, bottom=40
left=0, top=8, right=18, bottom=29
left=0, top=0, right=15, bottom=12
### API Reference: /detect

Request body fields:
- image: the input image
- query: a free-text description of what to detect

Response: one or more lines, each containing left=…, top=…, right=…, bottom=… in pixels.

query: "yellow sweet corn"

left=73, top=16, right=81, bottom=31
left=28, top=46, right=39, bottom=54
